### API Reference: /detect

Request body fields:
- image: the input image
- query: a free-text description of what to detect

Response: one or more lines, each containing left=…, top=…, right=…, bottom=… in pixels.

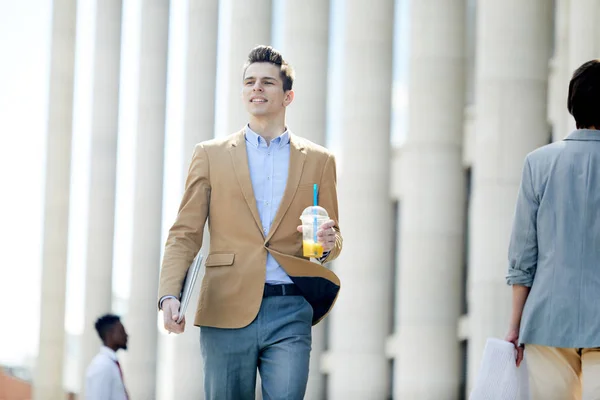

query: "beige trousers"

left=526, top=344, right=600, bottom=399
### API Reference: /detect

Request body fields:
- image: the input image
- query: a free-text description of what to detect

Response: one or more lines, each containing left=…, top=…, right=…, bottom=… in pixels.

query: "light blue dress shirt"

left=245, top=125, right=293, bottom=284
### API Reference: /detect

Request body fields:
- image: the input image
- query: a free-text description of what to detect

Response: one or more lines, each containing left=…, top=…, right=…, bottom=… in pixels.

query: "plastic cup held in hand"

left=300, top=206, right=329, bottom=258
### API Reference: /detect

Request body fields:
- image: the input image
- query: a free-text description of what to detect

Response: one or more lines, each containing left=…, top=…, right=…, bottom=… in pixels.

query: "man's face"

left=242, top=62, right=293, bottom=117
left=110, top=321, right=129, bottom=351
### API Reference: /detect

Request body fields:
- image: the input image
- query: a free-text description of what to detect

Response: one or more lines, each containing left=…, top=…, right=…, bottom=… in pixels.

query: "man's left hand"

left=505, top=326, right=524, bottom=367
left=297, top=219, right=337, bottom=252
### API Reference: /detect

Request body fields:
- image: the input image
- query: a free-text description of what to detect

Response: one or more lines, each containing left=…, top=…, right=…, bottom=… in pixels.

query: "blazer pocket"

left=205, top=253, right=235, bottom=267
left=297, top=183, right=317, bottom=192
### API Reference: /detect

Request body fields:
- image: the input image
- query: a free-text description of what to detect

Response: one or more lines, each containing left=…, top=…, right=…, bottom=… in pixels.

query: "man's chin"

left=247, top=111, right=266, bottom=118
left=246, top=107, right=270, bottom=117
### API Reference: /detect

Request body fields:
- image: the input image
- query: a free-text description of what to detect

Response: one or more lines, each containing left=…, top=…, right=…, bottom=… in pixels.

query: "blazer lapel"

left=266, top=134, right=307, bottom=242
left=229, top=130, right=264, bottom=236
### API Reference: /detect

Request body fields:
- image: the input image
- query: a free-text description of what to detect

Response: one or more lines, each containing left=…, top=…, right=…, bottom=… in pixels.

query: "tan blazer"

left=157, top=130, right=343, bottom=328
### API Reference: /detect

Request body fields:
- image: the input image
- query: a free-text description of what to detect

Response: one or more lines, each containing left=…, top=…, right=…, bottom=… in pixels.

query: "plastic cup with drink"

left=299, top=184, right=330, bottom=258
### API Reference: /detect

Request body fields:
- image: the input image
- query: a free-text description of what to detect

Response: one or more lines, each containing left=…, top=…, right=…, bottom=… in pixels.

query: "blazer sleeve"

left=157, top=144, right=211, bottom=307
left=506, top=156, right=539, bottom=287
left=319, top=153, right=343, bottom=263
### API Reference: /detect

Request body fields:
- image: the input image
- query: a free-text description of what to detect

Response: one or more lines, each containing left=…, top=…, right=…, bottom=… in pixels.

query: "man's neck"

left=104, top=343, right=119, bottom=353
left=248, top=116, right=286, bottom=144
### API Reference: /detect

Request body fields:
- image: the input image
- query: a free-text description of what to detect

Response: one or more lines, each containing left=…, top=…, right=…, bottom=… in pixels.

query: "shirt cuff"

left=159, top=295, right=177, bottom=309
left=319, top=251, right=330, bottom=262
left=505, top=269, right=534, bottom=287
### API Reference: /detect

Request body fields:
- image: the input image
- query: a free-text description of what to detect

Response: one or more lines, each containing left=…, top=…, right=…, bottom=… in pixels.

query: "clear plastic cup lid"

left=300, top=206, right=329, bottom=219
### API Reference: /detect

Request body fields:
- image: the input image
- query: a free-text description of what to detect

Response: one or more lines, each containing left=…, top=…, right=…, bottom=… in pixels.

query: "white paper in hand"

left=177, top=253, right=203, bottom=324
left=469, top=338, right=530, bottom=400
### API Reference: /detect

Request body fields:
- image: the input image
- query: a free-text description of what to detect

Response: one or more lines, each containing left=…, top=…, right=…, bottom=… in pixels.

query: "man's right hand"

left=162, top=298, right=186, bottom=334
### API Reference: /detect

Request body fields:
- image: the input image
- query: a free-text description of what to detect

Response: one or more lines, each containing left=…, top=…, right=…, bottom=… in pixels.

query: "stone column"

left=80, top=1, right=123, bottom=390
left=468, top=0, right=552, bottom=391
left=181, top=0, right=219, bottom=154
left=549, top=0, right=572, bottom=141
left=123, top=1, right=170, bottom=398
left=281, top=0, right=329, bottom=146
left=159, top=0, right=218, bottom=398
left=326, top=1, right=394, bottom=399
left=280, top=1, right=329, bottom=398
left=224, top=0, right=272, bottom=134
left=33, top=1, right=77, bottom=399
left=394, top=1, right=467, bottom=398
left=567, top=0, right=600, bottom=133
left=568, top=0, right=600, bottom=71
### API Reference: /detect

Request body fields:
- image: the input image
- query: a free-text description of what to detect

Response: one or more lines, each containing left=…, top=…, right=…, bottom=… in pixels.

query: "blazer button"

left=265, top=242, right=270, bottom=248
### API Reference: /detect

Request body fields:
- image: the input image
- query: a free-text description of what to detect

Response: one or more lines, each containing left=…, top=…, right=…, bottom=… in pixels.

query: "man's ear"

left=283, top=90, right=294, bottom=107
left=105, top=328, right=115, bottom=344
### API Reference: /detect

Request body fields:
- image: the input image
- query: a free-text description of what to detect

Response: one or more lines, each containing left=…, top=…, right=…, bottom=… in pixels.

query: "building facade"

left=34, top=0, right=600, bottom=399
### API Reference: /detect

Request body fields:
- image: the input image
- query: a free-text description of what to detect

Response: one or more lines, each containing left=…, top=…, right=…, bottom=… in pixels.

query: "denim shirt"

left=507, top=129, right=600, bottom=348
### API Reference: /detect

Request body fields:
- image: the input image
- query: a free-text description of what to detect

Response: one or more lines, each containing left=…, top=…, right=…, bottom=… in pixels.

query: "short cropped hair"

left=243, top=45, right=295, bottom=91
left=94, top=314, right=120, bottom=342
left=568, top=59, right=600, bottom=129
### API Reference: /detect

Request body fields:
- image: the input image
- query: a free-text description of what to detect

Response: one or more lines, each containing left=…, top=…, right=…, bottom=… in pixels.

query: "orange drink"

left=303, top=240, right=324, bottom=258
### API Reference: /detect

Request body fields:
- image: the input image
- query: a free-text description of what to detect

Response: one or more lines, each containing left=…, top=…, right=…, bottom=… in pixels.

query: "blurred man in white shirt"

left=85, top=314, right=129, bottom=400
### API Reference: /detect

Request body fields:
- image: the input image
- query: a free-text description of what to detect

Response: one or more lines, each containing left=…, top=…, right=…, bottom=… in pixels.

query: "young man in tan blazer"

left=157, top=45, right=343, bottom=400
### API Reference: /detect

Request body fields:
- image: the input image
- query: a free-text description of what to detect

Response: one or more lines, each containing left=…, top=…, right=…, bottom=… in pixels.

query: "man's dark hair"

left=94, top=314, right=120, bottom=342
left=568, top=59, right=600, bottom=129
left=243, top=45, right=295, bottom=91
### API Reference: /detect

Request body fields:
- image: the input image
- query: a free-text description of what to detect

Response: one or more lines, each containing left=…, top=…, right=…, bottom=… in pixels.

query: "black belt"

left=263, top=284, right=302, bottom=298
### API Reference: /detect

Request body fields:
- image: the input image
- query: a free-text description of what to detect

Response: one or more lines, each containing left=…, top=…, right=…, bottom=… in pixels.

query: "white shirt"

left=85, top=346, right=128, bottom=400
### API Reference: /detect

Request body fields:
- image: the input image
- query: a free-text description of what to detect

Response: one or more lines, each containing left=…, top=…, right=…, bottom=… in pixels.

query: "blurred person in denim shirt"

left=506, top=59, right=600, bottom=399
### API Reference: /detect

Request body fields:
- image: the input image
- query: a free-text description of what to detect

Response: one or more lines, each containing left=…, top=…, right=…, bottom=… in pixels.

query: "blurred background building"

left=0, top=0, right=598, bottom=399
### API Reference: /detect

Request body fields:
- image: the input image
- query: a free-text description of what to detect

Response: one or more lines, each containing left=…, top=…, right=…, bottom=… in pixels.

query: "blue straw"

left=313, top=184, right=318, bottom=244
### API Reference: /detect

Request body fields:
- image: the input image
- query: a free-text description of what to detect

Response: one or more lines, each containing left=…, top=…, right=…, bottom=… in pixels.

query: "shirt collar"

left=245, top=124, right=290, bottom=149
left=564, top=129, right=600, bottom=142
left=100, top=346, right=118, bottom=361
